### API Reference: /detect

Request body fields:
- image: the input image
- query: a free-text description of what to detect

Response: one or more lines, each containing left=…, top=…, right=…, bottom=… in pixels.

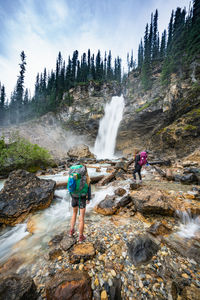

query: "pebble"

left=101, top=290, right=108, bottom=300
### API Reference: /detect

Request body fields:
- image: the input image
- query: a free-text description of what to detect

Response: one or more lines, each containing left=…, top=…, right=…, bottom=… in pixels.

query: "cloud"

left=0, top=0, right=191, bottom=98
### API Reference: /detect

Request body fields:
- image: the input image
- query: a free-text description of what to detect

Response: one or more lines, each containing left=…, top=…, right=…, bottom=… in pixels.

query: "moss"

left=183, top=124, right=197, bottom=131
left=156, top=127, right=167, bottom=135
left=136, top=97, right=161, bottom=113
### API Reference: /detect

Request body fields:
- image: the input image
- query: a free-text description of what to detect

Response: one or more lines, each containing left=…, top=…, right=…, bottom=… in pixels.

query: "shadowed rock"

left=0, top=274, right=38, bottom=300
left=127, top=235, right=159, bottom=266
left=0, top=169, right=56, bottom=225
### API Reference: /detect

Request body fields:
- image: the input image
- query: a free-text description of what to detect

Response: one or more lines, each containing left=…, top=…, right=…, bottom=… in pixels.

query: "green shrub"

left=0, top=133, right=54, bottom=174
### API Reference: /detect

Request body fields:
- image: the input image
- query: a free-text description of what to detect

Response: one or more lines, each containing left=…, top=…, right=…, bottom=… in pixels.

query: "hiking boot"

left=79, top=235, right=86, bottom=242
left=69, top=228, right=75, bottom=237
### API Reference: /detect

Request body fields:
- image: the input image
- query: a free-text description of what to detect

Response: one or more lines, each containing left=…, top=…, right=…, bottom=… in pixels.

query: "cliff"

left=116, top=62, right=200, bottom=158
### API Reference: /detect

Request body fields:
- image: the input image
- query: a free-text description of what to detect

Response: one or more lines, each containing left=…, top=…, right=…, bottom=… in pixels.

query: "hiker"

left=133, top=149, right=148, bottom=182
left=68, top=164, right=91, bottom=242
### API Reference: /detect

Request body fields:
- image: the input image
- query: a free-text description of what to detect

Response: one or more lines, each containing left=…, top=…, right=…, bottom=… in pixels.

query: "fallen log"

left=56, top=181, right=68, bottom=188
left=90, top=175, right=104, bottom=184
left=97, top=170, right=117, bottom=186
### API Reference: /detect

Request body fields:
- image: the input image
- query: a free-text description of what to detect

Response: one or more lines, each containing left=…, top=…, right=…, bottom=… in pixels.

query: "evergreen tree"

left=160, top=30, right=167, bottom=60
left=152, top=9, right=159, bottom=61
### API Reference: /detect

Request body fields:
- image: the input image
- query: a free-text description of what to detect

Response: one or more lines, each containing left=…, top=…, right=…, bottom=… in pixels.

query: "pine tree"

left=152, top=9, right=159, bottom=61
left=160, top=30, right=166, bottom=60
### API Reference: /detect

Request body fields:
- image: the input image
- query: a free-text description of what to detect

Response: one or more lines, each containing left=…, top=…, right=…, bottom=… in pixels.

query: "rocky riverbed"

left=0, top=153, right=200, bottom=300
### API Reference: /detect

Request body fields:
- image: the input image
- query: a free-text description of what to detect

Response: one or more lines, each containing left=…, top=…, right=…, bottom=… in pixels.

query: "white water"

left=94, top=95, right=125, bottom=159
left=176, top=210, right=200, bottom=238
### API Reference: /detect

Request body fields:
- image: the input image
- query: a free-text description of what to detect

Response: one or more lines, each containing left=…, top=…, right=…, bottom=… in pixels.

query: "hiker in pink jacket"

left=133, top=149, right=148, bottom=182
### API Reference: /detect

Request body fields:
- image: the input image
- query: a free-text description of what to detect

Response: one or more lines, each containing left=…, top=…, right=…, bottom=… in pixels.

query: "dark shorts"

left=71, top=195, right=87, bottom=209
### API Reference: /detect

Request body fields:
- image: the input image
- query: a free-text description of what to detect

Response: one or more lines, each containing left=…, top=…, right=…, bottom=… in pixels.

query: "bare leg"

left=79, top=208, right=86, bottom=236
left=70, top=207, right=78, bottom=230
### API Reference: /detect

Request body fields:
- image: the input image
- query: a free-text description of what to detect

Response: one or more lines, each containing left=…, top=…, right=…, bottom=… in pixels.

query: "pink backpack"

left=138, top=152, right=147, bottom=166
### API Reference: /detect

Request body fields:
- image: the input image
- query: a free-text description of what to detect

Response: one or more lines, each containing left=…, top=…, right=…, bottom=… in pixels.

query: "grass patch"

left=136, top=97, right=161, bottom=113
left=183, top=124, right=197, bottom=131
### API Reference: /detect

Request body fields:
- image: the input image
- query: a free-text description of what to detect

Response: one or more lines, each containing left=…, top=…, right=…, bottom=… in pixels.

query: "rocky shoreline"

left=0, top=149, right=200, bottom=300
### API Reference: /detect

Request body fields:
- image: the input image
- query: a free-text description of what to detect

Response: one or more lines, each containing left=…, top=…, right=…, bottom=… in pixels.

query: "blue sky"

left=0, top=0, right=191, bottom=98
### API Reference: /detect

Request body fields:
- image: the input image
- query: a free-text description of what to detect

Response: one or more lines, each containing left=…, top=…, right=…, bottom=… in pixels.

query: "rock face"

left=117, top=71, right=200, bottom=158
left=67, top=144, right=95, bottom=159
left=0, top=169, right=56, bottom=225
left=0, top=274, right=38, bottom=300
left=46, top=269, right=92, bottom=300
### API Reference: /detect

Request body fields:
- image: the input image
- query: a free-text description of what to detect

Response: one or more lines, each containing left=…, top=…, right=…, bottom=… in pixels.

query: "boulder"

left=131, top=189, right=175, bottom=216
left=0, top=170, right=56, bottom=225
left=127, top=235, right=159, bottom=266
left=147, top=221, right=172, bottom=236
left=69, top=242, right=95, bottom=264
left=94, top=195, right=119, bottom=215
left=118, top=195, right=132, bottom=207
left=46, top=269, right=92, bottom=300
left=0, top=274, right=38, bottom=300
left=67, top=144, right=95, bottom=159
left=114, top=188, right=126, bottom=196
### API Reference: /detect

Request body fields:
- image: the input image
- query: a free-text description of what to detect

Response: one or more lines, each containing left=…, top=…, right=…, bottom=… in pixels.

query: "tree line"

left=127, top=0, right=200, bottom=89
left=0, top=50, right=122, bottom=125
left=0, top=0, right=199, bottom=125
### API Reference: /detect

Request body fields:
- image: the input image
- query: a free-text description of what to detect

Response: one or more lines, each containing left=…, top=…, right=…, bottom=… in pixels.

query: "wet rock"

left=46, top=269, right=92, bottom=300
left=48, top=233, right=65, bottom=247
left=90, top=175, right=104, bottom=184
left=69, top=242, right=95, bottom=264
left=67, top=144, right=95, bottom=159
left=163, top=234, right=200, bottom=264
left=127, top=235, right=159, bottom=266
left=118, top=195, right=132, bottom=208
left=0, top=274, right=38, bottom=300
left=98, top=171, right=116, bottom=186
left=180, top=173, right=199, bottom=185
left=115, top=160, right=129, bottom=172
left=147, top=221, right=172, bottom=236
left=48, top=248, right=63, bottom=261
left=114, top=188, right=126, bottom=196
left=60, top=236, right=76, bottom=251
left=94, top=195, right=119, bottom=215
left=0, top=170, right=56, bottom=225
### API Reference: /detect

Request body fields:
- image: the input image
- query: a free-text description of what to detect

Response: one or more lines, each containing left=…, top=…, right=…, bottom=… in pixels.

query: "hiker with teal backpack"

left=133, top=149, right=149, bottom=183
left=67, top=164, right=91, bottom=242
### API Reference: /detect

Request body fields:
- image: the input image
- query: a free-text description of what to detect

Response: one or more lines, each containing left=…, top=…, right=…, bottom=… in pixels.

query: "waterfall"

left=94, top=95, right=125, bottom=159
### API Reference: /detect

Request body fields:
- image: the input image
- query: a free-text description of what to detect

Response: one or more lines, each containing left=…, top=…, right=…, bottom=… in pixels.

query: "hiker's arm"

left=87, top=183, right=91, bottom=201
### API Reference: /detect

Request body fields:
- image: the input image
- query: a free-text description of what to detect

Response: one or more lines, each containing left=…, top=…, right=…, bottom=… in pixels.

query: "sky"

left=0, top=0, right=191, bottom=98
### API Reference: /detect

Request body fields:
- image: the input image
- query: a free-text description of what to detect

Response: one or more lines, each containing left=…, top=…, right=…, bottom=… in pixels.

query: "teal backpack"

left=67, top=165, right=89, bottom=197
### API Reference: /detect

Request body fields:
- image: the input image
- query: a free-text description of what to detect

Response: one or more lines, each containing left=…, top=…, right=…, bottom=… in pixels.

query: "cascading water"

left=94, top=95, right=125, bottom=159
left=176, top=210, right=200, bottom=238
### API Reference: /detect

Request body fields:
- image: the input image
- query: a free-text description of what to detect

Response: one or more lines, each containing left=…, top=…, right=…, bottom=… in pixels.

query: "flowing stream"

left=94, top=95, right=125, bottom=159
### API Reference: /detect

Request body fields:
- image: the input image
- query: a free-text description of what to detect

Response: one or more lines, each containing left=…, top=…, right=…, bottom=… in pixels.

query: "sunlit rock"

left=67, top=144, right=95, bottom=159
left=69, top=242, right=95, bottom=264
left=147, top=221, right=172, bottom=237
left=94, top=195, right=119, bottom=215
left=46, top=269, right=92, bottom=300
